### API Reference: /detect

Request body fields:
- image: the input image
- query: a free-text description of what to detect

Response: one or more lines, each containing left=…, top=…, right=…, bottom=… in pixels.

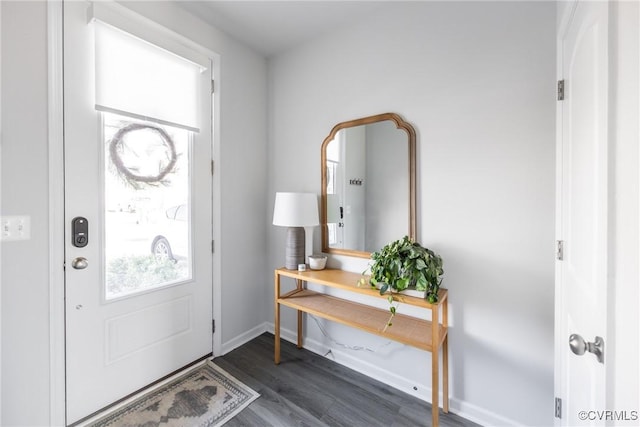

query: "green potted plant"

left=359, top=236, right=444, bottom=329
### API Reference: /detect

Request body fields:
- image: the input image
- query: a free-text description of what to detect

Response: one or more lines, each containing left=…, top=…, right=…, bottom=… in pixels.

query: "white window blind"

left=95, top=21, right=202, bottom=132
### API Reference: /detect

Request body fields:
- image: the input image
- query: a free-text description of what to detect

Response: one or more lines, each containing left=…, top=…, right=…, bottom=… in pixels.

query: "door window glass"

left=104, top=113, right=191, bottom=299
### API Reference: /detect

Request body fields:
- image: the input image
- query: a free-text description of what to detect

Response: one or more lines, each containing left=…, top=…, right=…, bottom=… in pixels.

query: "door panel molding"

left=105, top=297, right=192, bottom=363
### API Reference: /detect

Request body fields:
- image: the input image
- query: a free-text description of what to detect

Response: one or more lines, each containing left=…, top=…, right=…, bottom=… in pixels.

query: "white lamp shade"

left=273, top=192, right=319, bottom=227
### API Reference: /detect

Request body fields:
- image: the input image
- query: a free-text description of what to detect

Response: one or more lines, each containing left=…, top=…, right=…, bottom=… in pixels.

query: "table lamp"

left=273, top=192, right=319, bottom=269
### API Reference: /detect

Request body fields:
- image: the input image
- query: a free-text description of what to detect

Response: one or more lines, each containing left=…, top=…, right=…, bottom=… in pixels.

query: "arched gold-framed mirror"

left=321, top=113, right=416, bottom=258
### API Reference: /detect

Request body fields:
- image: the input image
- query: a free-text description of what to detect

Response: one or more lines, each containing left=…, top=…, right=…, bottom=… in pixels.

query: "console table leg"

left=296, top=279, right=303, bottom=349
left=442, top=292, right=449, bottom=414
left=432, top=350, right=439, bottom=427
left=443, top=337, right=449, bottom=413
left=274, top=272, right=281, bottom=365
left=297, top=310, right=303, bottom=349
left=432, top=305, right=440, bottom=427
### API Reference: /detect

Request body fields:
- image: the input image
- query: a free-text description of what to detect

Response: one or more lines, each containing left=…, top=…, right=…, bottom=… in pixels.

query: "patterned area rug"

left=86, top=361, right=259, bottom=427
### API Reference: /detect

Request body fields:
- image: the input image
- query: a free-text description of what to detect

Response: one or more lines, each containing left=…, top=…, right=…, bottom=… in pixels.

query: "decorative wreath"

left=109, top=123, right=177, bottom=188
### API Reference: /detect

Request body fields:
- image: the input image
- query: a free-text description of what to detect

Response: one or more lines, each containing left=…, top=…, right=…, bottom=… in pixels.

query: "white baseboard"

left=452, top=399, right=524, bottom=427
left=220, top=322, right=269, bottom=355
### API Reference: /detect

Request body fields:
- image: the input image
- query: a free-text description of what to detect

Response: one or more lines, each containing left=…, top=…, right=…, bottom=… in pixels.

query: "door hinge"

left=557, top=79, right=565, bottom=101
left=211, top=240, right=215, bottom=253
left=555, top=397, right=562, bottom=419
left=556, top=240, right=564, bottom=261
left=211, top=79, right=215, bottom=94
left=211, top=160, right=215, bottom=175
left=212, top=319, right=216, bottom=334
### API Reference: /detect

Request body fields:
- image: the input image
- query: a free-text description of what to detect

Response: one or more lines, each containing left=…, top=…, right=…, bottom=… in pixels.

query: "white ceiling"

left=175, top=1, right=399, bottom=57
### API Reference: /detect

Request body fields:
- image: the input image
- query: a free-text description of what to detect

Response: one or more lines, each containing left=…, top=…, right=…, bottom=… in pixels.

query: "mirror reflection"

left=321, top=113, right=416, bottom=257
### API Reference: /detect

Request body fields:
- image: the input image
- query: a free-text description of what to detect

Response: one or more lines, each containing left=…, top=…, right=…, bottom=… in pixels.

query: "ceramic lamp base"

left=285, top=226, right=305, bottom=270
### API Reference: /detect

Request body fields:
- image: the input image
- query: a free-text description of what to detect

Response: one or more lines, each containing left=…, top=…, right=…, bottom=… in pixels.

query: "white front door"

left=556, top=1, right=608, bottom=425
left=63, top=2, right=213, bottom=423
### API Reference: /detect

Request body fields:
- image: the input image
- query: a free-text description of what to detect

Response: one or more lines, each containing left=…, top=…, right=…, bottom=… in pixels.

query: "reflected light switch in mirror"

left=0, top=215, right=31, bottom=241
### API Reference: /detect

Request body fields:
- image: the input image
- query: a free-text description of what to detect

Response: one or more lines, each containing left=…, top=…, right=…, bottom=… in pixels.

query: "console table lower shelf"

left=273, top=268, right=449, bottom=427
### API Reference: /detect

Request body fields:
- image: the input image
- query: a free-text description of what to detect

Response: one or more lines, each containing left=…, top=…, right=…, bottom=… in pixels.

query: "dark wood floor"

left=214, top=333, right=479, bottom=427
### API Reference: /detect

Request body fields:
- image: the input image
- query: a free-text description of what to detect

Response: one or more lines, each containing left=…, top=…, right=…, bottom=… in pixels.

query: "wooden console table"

left=274, top=267, right=449, bottom=427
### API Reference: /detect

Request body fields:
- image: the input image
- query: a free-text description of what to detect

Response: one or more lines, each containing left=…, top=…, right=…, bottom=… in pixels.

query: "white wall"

left=0, top=1, right=268, bottom=425
left=267, top=2, right=556, bottom=426
left=1, top=2, right=52, bottom=425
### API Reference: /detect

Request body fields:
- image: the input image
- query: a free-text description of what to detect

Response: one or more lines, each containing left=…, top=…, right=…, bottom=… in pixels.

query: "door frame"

left=47, top=1, right=222, bottom=424
left=554, top=5, right=577, bottom=420
left=553, top=3, right=572, bottom=424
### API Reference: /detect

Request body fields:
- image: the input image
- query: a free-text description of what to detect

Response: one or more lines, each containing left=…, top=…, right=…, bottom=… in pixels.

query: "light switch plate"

left=1, top=215, right=31, bottom=241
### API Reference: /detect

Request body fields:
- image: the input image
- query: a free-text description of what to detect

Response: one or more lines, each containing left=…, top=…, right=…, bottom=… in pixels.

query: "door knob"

left=569, top=334, right=604, bottom=364
left=71, top=257, right=88, bottom=270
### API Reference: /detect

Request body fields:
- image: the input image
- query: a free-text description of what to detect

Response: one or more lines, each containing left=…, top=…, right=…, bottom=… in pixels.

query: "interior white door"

left=557, top=1, right=608, bottom=425
left=63, top=2, right=213, bottom=423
